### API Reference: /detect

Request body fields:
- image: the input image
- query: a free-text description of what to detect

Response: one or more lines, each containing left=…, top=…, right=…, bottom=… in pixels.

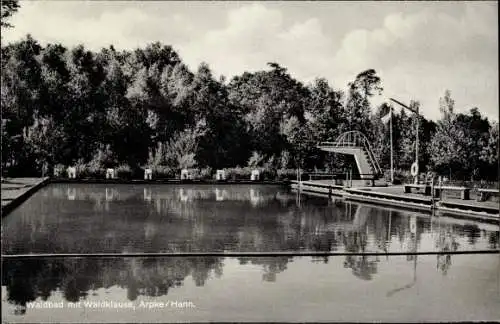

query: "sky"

left=2, top=1, right=498, bottom=121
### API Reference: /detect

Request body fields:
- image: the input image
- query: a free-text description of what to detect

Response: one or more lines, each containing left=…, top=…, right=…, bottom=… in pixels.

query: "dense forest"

left=1, top=2, right=498, bottom=181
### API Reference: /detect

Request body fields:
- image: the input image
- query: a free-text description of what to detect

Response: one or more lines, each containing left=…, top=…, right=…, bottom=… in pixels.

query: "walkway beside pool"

left=1, top=177, right=49, bottom=216
left=291, top=180, right=499, bottom=222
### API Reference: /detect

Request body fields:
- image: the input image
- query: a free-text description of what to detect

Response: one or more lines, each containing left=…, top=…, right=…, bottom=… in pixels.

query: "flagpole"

left=390, top=105, right=394, bottom=184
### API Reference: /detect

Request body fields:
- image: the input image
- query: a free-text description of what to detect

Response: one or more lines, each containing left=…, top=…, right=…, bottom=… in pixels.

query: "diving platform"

left=317, top=131, right=382, bottom=181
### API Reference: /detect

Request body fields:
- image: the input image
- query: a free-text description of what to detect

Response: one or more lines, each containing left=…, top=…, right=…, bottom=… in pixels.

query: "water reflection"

left=435, top=223, right=460, bottom=276
left=2, top=257, right=223, bottom=313
left=1, top=256, right=296, bottom=312
left=344, top=255, right=379, bottom=280
left=2, top=185, right=498, bottom=257
left=386, top=258, right=417, bottom=297
left=3, top=254, right=499, bottom=319
left=67, top=188, right=76, bottom=201
left=144, top=188, right=152, bottom=202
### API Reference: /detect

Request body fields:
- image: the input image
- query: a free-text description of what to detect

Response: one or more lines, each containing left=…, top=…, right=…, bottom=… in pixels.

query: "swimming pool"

left=2, top=184, right=499, bottom=322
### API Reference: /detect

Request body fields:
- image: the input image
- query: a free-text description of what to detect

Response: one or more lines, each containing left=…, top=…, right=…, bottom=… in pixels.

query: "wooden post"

left=431, top=176, right=435, bottom=208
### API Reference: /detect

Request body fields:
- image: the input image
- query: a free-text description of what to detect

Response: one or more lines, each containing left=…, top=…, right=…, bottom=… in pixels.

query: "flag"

left=381, top=107, right=392, bottom=124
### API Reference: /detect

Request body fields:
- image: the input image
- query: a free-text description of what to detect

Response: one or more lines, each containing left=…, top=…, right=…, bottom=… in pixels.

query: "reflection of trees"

left=5, top=185, right=495, bottom=257
left=344, top=255, right=378, bottom=281
left=2, top=256, right=291, bottom=313
left=238, top=257, right=290, bottom=282
left=339, top=205, right=379, bottom=280
left=488, top=232, right=499, bottom=250
left=4, top=185, right=498, bottom=286
left=462, top=224, right=481, bottom=245
left=385, top=216, right=419, bottom=297
left=435, top=222, right=460, bottom=276
left=2, top=257, right=223, bottom=309
left=3, top=185, right=297, bottom=254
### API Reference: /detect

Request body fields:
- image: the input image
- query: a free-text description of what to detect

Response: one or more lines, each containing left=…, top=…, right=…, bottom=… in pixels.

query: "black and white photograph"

left=1, top=0, right=499, bottom=323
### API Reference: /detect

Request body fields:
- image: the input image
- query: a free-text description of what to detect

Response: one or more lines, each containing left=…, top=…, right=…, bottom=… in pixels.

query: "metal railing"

left=318, top=131, right=383, bottom=176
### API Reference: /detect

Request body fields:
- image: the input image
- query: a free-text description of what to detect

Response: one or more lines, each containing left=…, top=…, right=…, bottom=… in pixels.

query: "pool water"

left=2, top=184, right=498, bottom=254
left=1, top=184, right=499, bottom=322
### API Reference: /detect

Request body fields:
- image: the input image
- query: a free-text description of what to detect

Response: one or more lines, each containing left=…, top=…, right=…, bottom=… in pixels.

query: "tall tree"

left=344, top=69, right=383, bottom=136
left=191, top=63, right=249, bottom=168
left=306, top=78, right=345, bottom=142
left=1, top=35, right=43, bottom=173
left=280, top=115, right=315, bottom=172
left=480, top=121, right=499, bottom=180
left=305, top=78, right=345, bottom=168
left=429, top=90, right=469, bottom=178
left=453, top=108, right=491, bottom=180
left=352, top=69, right=383, bottom=101
left=1, top=0, right=19, bottom=28
left=228, top=63, right=308, bottom=163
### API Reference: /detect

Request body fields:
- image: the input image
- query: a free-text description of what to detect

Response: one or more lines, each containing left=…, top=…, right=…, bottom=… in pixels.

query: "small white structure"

left=216, top=169, right=226, bottom=181
left=106, top=168, right=115, bottom=179
left=144, top=168, right=153, bottom=180
left=251, top=169, right=260, bottom=181
left=67, top=167, right=77, bottom=179
left=181, top=169, right=192, bottom=180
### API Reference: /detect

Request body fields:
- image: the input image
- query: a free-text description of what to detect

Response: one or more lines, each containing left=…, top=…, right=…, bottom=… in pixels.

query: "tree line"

left=1, top=36, right=497, bottom=180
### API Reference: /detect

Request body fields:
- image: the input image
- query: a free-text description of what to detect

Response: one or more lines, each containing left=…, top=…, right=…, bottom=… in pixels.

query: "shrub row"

left=52, top=164, right=300, bottom=181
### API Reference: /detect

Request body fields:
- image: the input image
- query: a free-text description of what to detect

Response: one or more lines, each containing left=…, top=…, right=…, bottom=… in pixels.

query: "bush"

left=150, top=165, right=175, bottom=179
left=221, top=166, right=282, bottom=181
left=186, top=167, right=214, bottom=180
left=74, top=159, right=88, bottom=178
left=53, top=164, right=67, bottom=178
left=116, top=164, right=132, bottom=179
left=68, top=157, right=108, bottom=179
left=199, top=167, right=213, bottom=180
left=85, top=160, right=106, bottom=179
left=261, top=167, right=277, bottom=181
left=188, top=168, right=200, bottom=180
left=226, top=167, right=252, bottom=181
left=277, top=169, right=298, bottom=181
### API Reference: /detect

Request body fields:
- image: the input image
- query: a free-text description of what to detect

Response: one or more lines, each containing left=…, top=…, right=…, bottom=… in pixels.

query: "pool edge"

left=1, top=177, right=50, bottom=218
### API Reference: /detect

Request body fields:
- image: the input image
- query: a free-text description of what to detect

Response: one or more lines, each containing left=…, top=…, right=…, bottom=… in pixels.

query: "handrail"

left=318, top=131, right=383, bottom=177
left=344, top=132, right=382, bottom=175
left=361, top=137, right=382, bottom=175
left=360, top=142, right=376, bottom=174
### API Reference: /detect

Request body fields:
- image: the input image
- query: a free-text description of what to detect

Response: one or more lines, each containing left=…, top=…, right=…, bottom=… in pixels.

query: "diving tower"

left=317, top=131, right=383, bottom=180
